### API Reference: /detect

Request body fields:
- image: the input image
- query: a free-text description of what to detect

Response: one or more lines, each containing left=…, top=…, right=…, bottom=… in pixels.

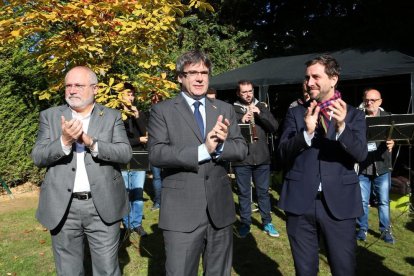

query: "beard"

left=66, top=95, right=94, bottom=110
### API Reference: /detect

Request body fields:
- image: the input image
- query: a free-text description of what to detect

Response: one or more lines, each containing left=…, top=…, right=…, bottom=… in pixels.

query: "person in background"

left=289, top=80, right=310, bottom=108
left=232, top=80, right=280, bottom=238
left=206, top=87, right=217, bottom=99
left=121, top=82, right=148, bottom=236
left=147, top=50, right=247, bottom=275
left=31, top=66, right=131, bottom=275
left=356, top=88, right=395, bottom=244
left=278, top=55, right=367, bottom=276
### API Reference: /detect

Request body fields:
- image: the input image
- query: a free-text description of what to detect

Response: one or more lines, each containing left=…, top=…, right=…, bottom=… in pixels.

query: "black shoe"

left=133, top=226, right=148, bottom=237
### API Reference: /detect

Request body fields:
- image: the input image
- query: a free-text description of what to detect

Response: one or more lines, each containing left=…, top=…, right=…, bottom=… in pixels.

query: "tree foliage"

left=0, top=0, right=213, bottom=115
left=173, top=14, right=254, bottom=76
left=216, top=0, right=414, bottom=59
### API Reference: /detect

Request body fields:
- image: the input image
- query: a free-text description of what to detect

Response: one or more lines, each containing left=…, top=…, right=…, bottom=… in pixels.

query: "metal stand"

left=1, top=176, right=14, bottom=199
left=121, top=163, right=140, bottom=245
left=366, top=114, right=414, bottom=213
left=250, top=177, right=258, bottom=212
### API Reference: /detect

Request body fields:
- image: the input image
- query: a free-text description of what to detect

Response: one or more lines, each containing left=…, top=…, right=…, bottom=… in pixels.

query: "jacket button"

left=205, top=176, right=209, bottom=180
left=72, top=168, right=76, bottom=171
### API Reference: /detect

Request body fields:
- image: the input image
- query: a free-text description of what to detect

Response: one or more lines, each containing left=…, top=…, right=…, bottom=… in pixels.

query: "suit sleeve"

left=148, top=103, right=200, bottom=171
left=148, top=102, right=247, bottom=170
left=256, top=104, right=279, bottom=133
left=94, top=111, right=132, bottom=164
left=277, top=108, right=309, bottom=167
left=31, top=110, right=68, bottom=168
left=337, top=108, right=368, bottom=162
left=218, top=106, right=248, bottom=162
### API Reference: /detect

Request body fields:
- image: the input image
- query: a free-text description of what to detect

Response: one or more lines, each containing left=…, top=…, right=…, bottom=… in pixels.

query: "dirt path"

left=0, top=183, right=39, bottom=214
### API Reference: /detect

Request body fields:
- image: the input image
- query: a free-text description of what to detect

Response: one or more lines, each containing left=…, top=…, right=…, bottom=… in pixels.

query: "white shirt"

left=60, top=107, right=98, bottom=192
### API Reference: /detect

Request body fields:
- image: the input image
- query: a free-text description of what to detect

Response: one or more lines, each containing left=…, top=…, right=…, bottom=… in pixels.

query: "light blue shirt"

left=181, top=92, right=223, bottom=163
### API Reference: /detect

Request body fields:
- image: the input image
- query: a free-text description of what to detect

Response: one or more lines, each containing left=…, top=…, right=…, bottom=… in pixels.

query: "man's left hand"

left=329, top=99, right=347, bottom=132
left=205, top=115, right=229, bottom=153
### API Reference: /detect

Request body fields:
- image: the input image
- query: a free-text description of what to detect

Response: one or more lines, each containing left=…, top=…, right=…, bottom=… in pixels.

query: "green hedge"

left=0, top=46, right=49, bottom=186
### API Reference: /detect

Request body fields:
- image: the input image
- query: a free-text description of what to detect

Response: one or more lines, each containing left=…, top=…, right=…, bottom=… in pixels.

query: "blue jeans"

left=234, top=164, right=272, bottom=225
left=151, top=166, right=162, bottom=206
left=356, top=173, right=391, bottom=232
left=122, top=170, right=146, bottom=229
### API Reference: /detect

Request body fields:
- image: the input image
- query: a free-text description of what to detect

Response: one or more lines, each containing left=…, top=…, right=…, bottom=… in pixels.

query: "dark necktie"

left=193, top=101, right=205, bottom=140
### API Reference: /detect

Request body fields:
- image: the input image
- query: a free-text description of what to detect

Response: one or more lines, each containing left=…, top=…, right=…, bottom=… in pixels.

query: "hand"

left=205, top=115, right=230, bottom=153
left=304, top=100, right=320, bottom=135
left=139, top=136, right=148, bottom=144
left=130, top=106, right=139, bottom=118
left=81, top=132, right=94, bottom=148
left=242, top=112, right=252, bottom=123
left=329, top=99, right=347, bottom=132
left=386, top=139, right=395, bottom=152
left=61, top=116, right=83, bottom=146
left=249, top=105, right=260, bottom=115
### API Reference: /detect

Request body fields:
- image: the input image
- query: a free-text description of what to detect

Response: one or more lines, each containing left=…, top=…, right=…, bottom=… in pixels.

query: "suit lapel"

left=205, top=98, right=219, bottom=136
left=87, top=104, right=104, bottom=138
left=60, top=105, right=72, bottom=121
left=174, top=95, right=204, bottom=142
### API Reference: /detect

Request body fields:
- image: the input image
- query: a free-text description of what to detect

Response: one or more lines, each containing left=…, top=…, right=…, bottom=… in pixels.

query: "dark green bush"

left=0, top=45, right=49, bottom=186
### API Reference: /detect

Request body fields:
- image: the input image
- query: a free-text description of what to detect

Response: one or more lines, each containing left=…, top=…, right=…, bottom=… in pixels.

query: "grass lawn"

left=1, top=180, right=414, bottom=275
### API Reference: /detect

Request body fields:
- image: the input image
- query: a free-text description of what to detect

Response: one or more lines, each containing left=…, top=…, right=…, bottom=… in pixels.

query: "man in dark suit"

left=31, top=66, right=132, bottom=275
left=278, top=55, right=368, bottom=276
left=147, top=50, right=247, bottom=276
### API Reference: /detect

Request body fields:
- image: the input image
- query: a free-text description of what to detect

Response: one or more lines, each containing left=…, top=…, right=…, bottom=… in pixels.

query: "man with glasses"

left=32, top=66, right=132, bottom=275
left=232, top=80, right=280, bottom=238
left=148, top=50, right=247, bottom=275
left=278, top=55, right=367, bottom=275
left=121, top=82, right=148, bottom=236
left=356, top=88, right=395, bottom=244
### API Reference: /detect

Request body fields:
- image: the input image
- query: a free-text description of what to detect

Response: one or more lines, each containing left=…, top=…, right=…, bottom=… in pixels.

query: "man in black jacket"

left=232, top=80, right=280, bottom=238
left=356, top=88, right=395, bottom=244
left=121, top=83, right=148, bottom=236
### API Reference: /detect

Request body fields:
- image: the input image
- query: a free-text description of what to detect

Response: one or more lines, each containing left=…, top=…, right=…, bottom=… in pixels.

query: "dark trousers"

left=163, top=210, right=233, bottom=276
left=286, top=195, right=357, bottom=276
left=234, top=164, right=272, bottom=225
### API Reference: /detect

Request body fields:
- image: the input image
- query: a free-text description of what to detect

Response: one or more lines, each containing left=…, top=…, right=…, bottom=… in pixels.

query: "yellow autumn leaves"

left=0, top=0, right=213, bottom=112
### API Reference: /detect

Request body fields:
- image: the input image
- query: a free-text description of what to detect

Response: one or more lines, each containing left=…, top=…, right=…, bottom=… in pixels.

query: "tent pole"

left=258, top=85, right=269, bottom=103
left=411, top=73, right=414, bottom=114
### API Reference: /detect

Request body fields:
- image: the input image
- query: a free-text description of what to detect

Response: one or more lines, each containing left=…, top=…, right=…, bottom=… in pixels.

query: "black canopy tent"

left=210, top=49, right=414, bottom=112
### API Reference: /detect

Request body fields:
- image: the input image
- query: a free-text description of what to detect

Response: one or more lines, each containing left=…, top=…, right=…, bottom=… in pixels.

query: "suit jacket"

left=31, top=104, right=132, bottom=230
left=147, top=94, right=247, bottom=232
left=278, top=103, right=368, bottom=220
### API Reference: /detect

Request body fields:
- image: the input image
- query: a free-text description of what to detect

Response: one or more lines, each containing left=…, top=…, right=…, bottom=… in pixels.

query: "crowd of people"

left=31, top=50, right=396, bottom=275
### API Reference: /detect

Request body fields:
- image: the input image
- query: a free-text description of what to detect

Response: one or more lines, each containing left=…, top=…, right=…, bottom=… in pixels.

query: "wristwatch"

left=88, top=137, right=98, bottom=150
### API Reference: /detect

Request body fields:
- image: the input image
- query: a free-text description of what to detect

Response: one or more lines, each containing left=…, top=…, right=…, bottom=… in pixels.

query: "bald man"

left=32, top=66, right=132, bottom=275
left=356, top=88, right=395, bottom=244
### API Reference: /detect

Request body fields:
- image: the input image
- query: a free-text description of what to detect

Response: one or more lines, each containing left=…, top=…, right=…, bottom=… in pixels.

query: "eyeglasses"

left=65, top=84, right=97, bottom=91
left=240, top=89, right=254, bottom=94
left=182, top=71, right=209, bottom=78
left=364, top=98, right=381, bottom=103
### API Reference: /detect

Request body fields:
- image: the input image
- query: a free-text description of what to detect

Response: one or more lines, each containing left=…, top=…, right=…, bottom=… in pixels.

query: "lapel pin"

left=99, top=111, right=104, bottom=116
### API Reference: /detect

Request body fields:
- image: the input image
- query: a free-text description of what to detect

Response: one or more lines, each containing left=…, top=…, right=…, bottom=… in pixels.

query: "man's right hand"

left=304, top=100, right=320, bottom=135
left=61, top=116, right=83, bottom=146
